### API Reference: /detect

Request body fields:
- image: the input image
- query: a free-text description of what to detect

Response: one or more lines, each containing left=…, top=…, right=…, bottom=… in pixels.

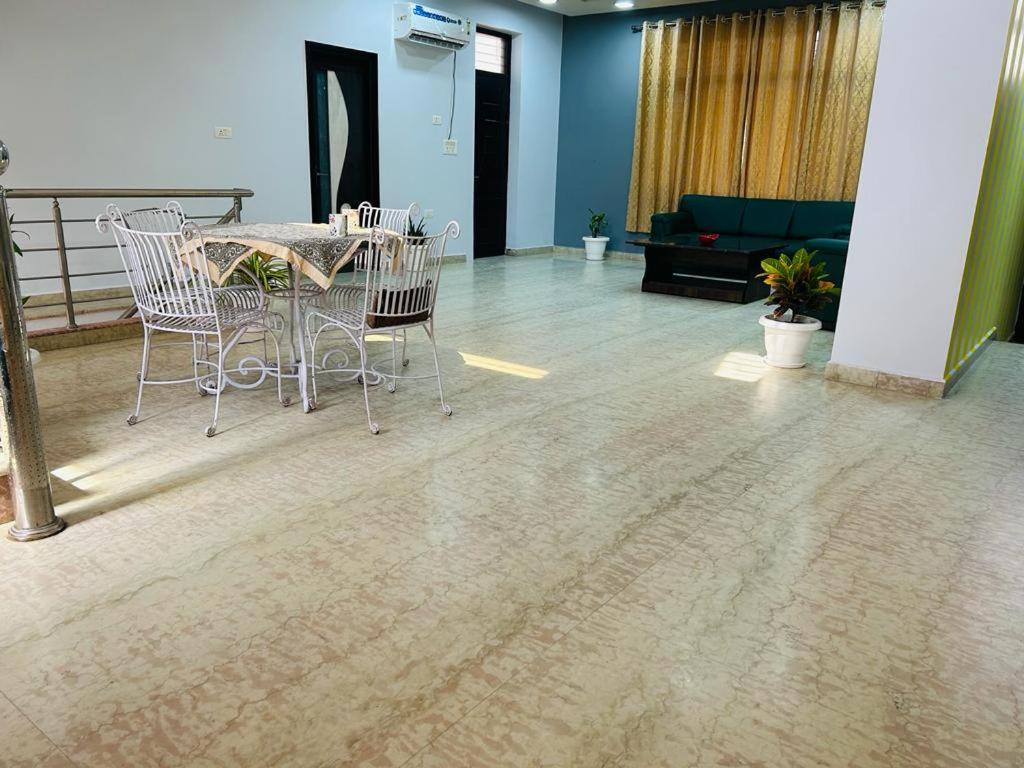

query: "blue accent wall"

left=553, top=1, right=797, bottom=253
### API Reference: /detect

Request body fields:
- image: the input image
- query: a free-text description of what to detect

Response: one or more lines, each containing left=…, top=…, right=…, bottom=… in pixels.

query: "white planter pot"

left=759, top=314, right=821, bottom=369
left=583, top=236, right=609, bottom=261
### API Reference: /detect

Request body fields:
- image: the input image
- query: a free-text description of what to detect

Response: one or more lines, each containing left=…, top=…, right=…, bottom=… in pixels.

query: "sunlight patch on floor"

left=51, top=462, right=102, bottom=491
left=714, top=351, right=768, bottom=382
left=459, top=352, right=548, bottom=380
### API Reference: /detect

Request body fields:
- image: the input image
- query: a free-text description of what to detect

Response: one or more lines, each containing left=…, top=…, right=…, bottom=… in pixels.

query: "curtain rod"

left=630, top=1, right=886, bottom=33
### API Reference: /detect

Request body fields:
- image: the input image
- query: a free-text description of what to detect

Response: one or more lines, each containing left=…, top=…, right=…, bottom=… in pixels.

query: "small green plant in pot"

left=407, top=217, right=428, bottom=238
left=583, top=208, right=609, bottom=261
left=756, top=248, right=839, bottom=369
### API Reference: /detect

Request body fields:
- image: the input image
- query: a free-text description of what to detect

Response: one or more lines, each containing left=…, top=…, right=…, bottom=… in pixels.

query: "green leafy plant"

left=587, top=209, right=608, bottom=238
left=230, top=253, right=290, bottom=292
left=757, top=248, right=839, bottom=322
left=408, top=217, right=428, bottom=237
left=7, top=213, right=27, bottom=256
left=8, top=214, right=31, bottom=305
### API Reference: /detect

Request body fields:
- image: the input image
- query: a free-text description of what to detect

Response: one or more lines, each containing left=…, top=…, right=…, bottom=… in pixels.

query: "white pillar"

left=828, top=0, right=1016, bottom=391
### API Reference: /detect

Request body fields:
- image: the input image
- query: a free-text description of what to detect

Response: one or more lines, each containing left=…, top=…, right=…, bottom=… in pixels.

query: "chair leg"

left=359, top=330, right=379, bottom=434
left=306, top=316, right=320, bottom=408
left=128, top=325, right=152, bottom=425
left=206, top=339, right=225, bottom=438
left=387, top=331, right=398, bottom=393
left=401, top=329, right=409, bottom=367
left=264, top=329, right=289, bottom=407
left=191, top=333, right=205, bottom=396
left=425, top=320, right=452, bottom=417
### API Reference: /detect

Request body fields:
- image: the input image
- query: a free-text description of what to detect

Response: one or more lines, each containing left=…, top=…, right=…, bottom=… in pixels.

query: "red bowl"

left=699, top=233, right=720, bottom=245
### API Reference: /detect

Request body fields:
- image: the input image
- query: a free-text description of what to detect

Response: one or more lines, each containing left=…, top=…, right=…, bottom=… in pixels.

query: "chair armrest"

left=650, top=210, right=695, bottom=239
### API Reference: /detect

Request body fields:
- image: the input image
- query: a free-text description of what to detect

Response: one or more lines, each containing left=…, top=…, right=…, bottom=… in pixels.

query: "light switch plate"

left=424, top=209, right=435, bottom=219
left=214, top=126, right=233, bottom=139
left=443, top=139, right=457, bottom=155
left=432, top=115, right=443, bottom=125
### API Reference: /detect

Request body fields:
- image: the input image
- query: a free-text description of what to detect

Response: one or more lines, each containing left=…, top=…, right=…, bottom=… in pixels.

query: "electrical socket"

left=424, top=209, right=435, bottom=219
left=214, top=126, right=233, bottom=139
left=443, top=139, right=457, bottom=155
left=432, top=115, right=443, bottom=125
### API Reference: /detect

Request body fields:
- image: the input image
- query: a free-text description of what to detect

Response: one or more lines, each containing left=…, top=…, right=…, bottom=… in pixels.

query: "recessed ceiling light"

left=614, top=0, right=635, bottom=8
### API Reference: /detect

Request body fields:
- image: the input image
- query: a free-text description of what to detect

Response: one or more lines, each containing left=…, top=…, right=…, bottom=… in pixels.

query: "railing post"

left=0, top=141, right=63, bottom=541
left=232, top=195, right=242, bottom=223
left=50, top=198, right=77, bottom=329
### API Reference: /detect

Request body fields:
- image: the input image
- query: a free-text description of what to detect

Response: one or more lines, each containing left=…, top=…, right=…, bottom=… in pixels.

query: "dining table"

left=195, top=222, right=371, bottom=413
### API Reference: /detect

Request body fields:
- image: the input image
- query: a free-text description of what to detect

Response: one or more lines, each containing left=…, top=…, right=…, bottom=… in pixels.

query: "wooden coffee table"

left=627, top=235, right=787, bottom=304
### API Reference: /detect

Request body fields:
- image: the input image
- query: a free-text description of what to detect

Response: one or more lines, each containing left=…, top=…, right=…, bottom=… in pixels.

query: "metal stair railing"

left=2, top=186, right=253, bottom=330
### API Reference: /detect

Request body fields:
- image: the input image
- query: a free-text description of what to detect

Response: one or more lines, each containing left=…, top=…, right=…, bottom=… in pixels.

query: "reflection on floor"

left=2, top=254, right=1022, bottom=767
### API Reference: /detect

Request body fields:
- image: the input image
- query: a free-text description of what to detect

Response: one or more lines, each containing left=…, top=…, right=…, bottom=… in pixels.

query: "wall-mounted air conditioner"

left=394, top=3, right=472, bottom=51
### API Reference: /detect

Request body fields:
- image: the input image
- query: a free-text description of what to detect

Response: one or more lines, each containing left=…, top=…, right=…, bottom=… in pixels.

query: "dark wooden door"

left=473, top=30, right=511, bottom=258
left=306, top=42, right=379, bottom=224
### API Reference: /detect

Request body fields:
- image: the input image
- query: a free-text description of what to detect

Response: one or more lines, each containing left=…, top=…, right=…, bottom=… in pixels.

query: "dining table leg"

left=291, top=265, right=314, bottom=413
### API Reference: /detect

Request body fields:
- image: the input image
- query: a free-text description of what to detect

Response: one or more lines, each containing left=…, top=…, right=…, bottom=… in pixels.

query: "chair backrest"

left=356, top=201, right=418, bottom=236
left=96, top=201, right=218, bottom=321
left=361, top=222, right=458, bottom=328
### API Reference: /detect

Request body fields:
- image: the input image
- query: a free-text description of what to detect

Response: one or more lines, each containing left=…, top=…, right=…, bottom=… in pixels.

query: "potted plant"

left=756, top=248, right=839, bottom=368
left=583, top=209, right=609, bottom=261
left=408, top=217, right=428, bottom=237
left=230, top=253, right=290, bottom=292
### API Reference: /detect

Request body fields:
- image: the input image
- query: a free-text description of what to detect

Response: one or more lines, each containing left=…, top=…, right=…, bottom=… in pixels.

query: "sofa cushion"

left=788, top=201, right=855, bottom=239
left=740, top=199, right=796, bottom=238
left=681, top=195, right=747, bottom=234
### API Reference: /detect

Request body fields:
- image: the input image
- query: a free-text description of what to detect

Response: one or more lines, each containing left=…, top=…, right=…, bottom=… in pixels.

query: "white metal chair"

left=345, top=201, right=419, bottom=283
left=356, top=201, right=418, bottom=236
left=305, top=222, right=459, bottom=434
left=96, top=202, right=285, bottom=437
left=312, top=200, right=422, bottom=367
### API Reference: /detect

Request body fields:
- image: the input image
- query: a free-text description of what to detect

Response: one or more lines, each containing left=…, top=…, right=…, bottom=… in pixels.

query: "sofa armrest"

left=805, top=237, right=849, bottom=256
left=650, top=210, right=695, bottom=240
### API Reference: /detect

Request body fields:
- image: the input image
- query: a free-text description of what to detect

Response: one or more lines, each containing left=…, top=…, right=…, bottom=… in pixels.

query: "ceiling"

left=514, top=0, right=705, bottom=15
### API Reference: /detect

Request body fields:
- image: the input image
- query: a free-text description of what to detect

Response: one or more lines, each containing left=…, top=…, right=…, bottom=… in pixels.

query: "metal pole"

left=0, top=140, right=63, bottom=541
left=50, top=198, right=78, bottom=329
left=232, top=195, right=242, bottom=223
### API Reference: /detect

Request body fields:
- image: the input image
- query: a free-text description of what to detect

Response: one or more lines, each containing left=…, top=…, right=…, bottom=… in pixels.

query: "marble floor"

left=1, top=255, right=1023, bottom=767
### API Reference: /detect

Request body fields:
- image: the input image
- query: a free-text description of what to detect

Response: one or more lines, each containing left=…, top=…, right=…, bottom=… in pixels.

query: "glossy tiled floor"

left=2, top=255, right=1023, bottom=767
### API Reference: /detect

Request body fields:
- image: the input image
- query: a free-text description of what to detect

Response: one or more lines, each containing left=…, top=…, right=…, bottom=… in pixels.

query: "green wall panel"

left=947, top=0, right=1024, bottom=377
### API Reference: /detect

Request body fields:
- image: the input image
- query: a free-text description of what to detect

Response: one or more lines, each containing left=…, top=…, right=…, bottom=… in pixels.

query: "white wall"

left=0, top=0, right=563, bottom=292
left=829, top=0, right=1015, bottom=382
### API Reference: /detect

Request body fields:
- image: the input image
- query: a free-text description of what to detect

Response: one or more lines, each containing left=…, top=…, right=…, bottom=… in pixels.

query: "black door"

left=473, top=30, right=511, bottom=258
left=306, top=42, right=380, bottom=223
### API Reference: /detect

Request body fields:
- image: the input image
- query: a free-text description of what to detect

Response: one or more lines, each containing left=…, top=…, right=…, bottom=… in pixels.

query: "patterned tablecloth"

left=197, top=223, right=370, bottom=288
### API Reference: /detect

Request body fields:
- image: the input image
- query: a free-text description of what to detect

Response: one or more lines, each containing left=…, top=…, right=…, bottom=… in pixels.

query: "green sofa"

left=650, top=194, right=853, bottom=330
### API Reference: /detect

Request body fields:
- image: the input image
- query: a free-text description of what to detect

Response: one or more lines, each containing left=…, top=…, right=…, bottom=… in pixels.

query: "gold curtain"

left=797, top=3, right=884, bottom=199
left=626, top=20, right=697, bottom=232
left=744, top=7, right=818, bottom=198
left=685, top=14, right=757, bottom=196
left=626, top=1, right=885, bottom=233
